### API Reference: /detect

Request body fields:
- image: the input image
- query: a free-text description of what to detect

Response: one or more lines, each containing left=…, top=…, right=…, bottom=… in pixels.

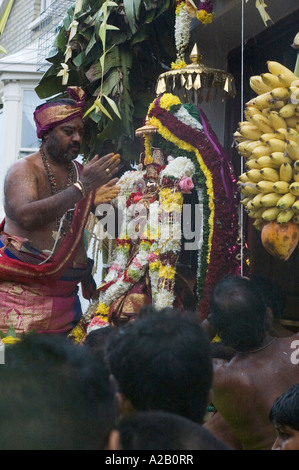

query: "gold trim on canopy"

left=155, top=44, right=236, bottom=104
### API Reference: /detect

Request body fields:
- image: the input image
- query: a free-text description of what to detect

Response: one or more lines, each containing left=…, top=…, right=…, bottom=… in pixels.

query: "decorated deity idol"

left=69, top=93, right=241, bottom=343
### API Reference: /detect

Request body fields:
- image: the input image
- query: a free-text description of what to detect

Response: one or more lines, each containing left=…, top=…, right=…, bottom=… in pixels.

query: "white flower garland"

left=173, top=106, right=203, bottom=131
left=175, top=6, right=192, bottom=61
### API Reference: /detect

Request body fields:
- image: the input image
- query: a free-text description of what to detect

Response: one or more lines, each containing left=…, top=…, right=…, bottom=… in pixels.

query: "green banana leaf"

left=36, top=0, right=176, bottom=163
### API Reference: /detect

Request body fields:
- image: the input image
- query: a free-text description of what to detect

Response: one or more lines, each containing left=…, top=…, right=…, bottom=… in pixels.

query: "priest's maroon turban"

left=33, top=86, right=87, bottom=139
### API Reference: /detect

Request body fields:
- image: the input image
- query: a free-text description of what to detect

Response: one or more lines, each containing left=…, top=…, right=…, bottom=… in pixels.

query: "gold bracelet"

left=73, top=180, right=86, bottom=198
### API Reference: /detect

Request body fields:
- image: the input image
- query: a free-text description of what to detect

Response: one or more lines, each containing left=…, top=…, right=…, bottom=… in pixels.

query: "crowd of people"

left=0, top=273, right=299, bottom=450
left=0, top=90, right=298, bottom=451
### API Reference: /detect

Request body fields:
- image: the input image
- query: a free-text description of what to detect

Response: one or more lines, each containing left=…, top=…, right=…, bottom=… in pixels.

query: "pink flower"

left=133, top=194, right=143, bottom=203
left=110, top=263, right=121, bottom=272
left=147, top=253, right=159, bottom=263
left=133, top=260, right=143, bottom=270
left=179, top=176, right=194, bottom=194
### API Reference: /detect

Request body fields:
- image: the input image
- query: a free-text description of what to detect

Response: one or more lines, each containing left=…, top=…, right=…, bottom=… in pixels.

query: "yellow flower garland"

left=159, top=265, right=176, bottom=280
left=159, top=94, right=181, bottom=112
left=171, top=60, right=187, bottom=70
left=148, top=114, right=215, bottom=264
left=197, top=11, right=214, bottom=24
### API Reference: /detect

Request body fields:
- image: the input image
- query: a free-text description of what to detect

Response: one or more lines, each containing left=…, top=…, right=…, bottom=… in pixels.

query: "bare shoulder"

left=212, top=357, right=232, bottom=378
left=5, top=153, right=41, bottom=184
left=212, top=355, right=247, bottom=390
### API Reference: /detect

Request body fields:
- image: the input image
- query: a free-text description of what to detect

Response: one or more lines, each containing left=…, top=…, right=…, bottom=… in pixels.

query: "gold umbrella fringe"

left=156, top=44, right=236, bottom=104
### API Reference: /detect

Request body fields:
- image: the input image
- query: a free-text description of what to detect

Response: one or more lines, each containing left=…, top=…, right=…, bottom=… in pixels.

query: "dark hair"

left=84, top=325, right=114, bottom=363
left=0, top=334, right=117, bottom=450
left=209, top=274, right=268, bottom=352
left=118, top=410, right=232, bottom=450
left=250, top=273, right=286, bottom=319
left=105, top=307, right=213, bottom=424
left=269, top=384, right=299, bottom=431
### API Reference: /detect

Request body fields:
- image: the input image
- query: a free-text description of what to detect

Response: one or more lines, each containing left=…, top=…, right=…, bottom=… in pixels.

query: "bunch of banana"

left=235, top=60, right=299, bottom=231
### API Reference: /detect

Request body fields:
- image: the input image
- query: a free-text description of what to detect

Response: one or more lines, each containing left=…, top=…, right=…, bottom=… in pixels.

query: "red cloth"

left=0, top=190, right=95, bottom=284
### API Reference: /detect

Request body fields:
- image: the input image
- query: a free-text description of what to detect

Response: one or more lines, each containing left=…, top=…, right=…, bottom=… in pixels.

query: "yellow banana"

left=256, top=180, right=275, bottom=193
left=253, top=218, right=265, bottom=231
left=294, top=160, right=299, bottom=171
left=270, top=100, right=288, bottom=109
left=269, top=152, right=292, bottom=166
left=267, top=61, right=298, bottom=84
left=247, top=207, right=265, bottom=219
left=238, top=172, right=251, bottom=183
left=274, top=128, right=288, bottom=140
left=279, top=162, right=293, bottom=182
left=245, top=140, right=265, bottom=153
left=246, top=169, right=264, bottom=182
left=251, top=145, right=272, bottom=158
left=276, top=192, right=296, bottom=210
left=237, top=141, right=252, bottom=158
left=250, top=91, right=274, bottom=110
left=277, top=209, right=295, bottom=224
left=285, top=140, right=299, bottom=161
left=286, top=128, right=299, bottom=145
left=291, top=79, right=299, bottom=88
left=279, top=103, right=297, bottom=118
left=262, top=206, right=281, bottom=221
left=250, top=114, right=274, bottom=133
left=247, top=199, right=257, bottom=210
left=244, top=106, right=264, bottom=121
left=259, top=132, right=280, bottom=143
left=259, top=167, right=279, bottom=182
left=268, top=110, right=287, bottom=130
left=249, top=192, right=264, bottom=208
left=240, top=197, right=251, bottom=206
left=262, top=107, right=272, bottom=117
left=260, top=192, right=282, bottom=207
left=272, top=181, right=290, bottom=194
left=278, top=74, right=296, bottom=87
left=286, top=116, right=299, bottom=128
left=257, top=156, right=277, bottom=169
left=250, top=76, right=272, bottom=95
left=289, top=183, right=299, bottom=196
left=266, top=138, right=286, bottom=153
left=261, top=73, right=282, bottom=89
left=294, top=170, right=299, bottom=183
left=239, top=124, right=263, bottom=140
left=293, top=214, right=299, bottom=224
left=292, top=199, right=299, bottom=213
left=246, top=159, right=261, bottom=170
left=233, top=131, right=247, bottom=143
left=240, top=182, right=261, bottom=196
left=270, top=87, right=291, bottom=101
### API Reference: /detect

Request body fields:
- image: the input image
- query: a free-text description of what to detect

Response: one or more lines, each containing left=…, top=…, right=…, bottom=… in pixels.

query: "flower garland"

left=76, top=150, right=196, bottom=337
left=147, top=94, right=240, bottom=318
left=197, top=1, right=214, bottom=25
left=172, top=1, right=214, bottom=69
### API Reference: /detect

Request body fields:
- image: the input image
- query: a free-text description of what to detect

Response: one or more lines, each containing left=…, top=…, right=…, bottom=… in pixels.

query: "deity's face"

left=146, top=179, right=158, bottom=192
